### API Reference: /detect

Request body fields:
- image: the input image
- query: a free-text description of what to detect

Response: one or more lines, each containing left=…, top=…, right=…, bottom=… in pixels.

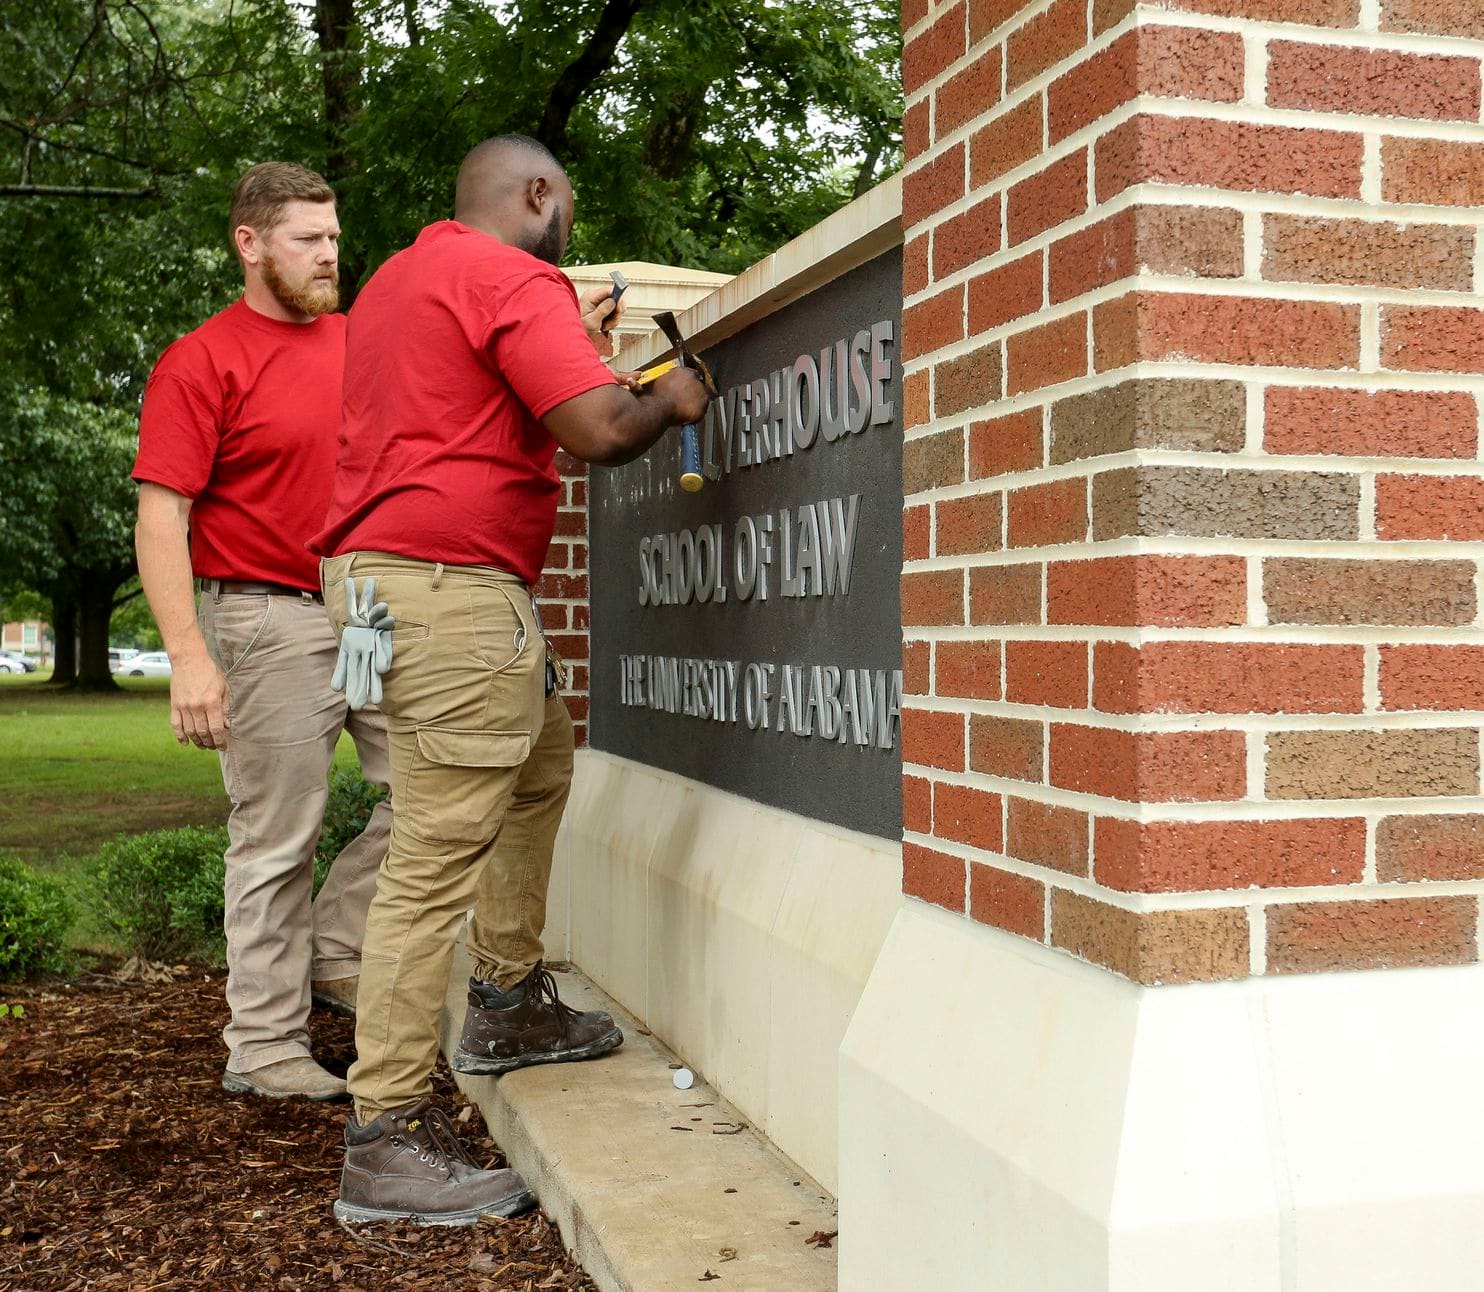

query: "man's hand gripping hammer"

left=639, top=311, right=718, bottom=493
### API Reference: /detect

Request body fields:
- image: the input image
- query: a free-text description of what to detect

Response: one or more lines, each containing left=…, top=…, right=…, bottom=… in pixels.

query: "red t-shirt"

left=133, top=299, right=346, bottom=591
left=310, top=221, right=616, bottom=583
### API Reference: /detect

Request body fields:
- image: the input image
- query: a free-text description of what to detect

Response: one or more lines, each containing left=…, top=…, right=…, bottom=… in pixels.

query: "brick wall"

left=900, top=0, right=1484, bottom=982
left=541, top=452, right=591, bottom=746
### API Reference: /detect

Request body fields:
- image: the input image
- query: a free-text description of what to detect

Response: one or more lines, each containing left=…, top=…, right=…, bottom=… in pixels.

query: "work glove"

left=331, top=577, right=396, bottom=710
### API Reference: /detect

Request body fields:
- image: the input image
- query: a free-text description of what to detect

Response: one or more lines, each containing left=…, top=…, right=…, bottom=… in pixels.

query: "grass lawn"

left=0, top=671, right=359, bottom=868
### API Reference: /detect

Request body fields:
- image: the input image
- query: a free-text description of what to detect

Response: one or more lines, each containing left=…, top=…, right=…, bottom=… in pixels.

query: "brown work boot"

left=334, top=1099, right=535, bottom=1225
left=221, top=1055, right=347, bottom=1102
left=311, top=975, right=358, bottom=1018
left=452, top=962, right=623, bottom=1076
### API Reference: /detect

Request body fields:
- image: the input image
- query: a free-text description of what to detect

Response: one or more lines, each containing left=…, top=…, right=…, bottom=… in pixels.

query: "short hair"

left=467, top=134, right=564, bottom=174
left=228, top=162, right=335, bottom=251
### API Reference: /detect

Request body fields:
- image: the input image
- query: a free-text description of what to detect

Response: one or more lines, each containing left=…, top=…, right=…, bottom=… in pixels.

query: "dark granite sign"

left=588, top=248, right=904, bottom=839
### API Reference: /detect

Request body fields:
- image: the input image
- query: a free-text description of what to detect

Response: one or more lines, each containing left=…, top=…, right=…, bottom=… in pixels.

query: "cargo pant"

left=200, top=587, right=393, bottom=1074
left=321, top=552, right=573, bottom=1120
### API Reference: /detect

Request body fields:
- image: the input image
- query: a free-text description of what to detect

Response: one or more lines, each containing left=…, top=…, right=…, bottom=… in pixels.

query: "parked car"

left=120, top=651, right=172, bottom=677
left=0, top=650, right=37, bottom=674
left=108, top=647, right=141, bottom=672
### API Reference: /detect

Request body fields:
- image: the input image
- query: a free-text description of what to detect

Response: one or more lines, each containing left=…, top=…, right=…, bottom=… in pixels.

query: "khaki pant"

left=321, top=553, right=573, bottom=1119
left=202, top=589, right=392, bottom=1074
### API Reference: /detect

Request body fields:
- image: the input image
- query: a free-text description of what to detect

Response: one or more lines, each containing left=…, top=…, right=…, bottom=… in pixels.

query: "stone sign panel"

left=588, top=248, right=903, bottom=839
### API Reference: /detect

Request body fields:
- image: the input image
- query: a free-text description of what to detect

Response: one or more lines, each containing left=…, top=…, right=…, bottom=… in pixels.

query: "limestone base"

left=839, top=900, right=1484, bottom=1290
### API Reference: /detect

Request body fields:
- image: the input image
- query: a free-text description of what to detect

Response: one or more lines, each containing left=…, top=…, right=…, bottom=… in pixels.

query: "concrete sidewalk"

left=440, top=947, right=839, bottom=1292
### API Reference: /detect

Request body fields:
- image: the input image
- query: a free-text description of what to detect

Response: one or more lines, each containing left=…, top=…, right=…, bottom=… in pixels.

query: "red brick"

left=935, top=782, right=1005, bottom=849
left=904, top=234, right=929, bottom=297
left=904, top=503, right=932, bottom=561
left=1383, top=0, right=1484, bottom=39
left=1377, top=814, right=1484, bottom=882
left=904, top=3, right=968, bottom=96
left=970, top=97, right=1044, bottom=187
left=902, top=285, right=965, bottom=360
left=543, top=572, right=587, bottom=599
left=1007, top=0, right=1086, bottom=90
left=903, top=0, right=931, bottom=30
left=904, top=369, right=930, bottom=431
left=1094, top=641, right=1365, bottom=714
left=1380, top=645, right=1484, bottom=711
left=905, top=427, right=965, bottom=492
left=1097, top=114, right=1363, bottom=202
left=1007, top=797, right=1089, bottom=875
left=1007, top=476, right=1087, bottom=547
left=1052, top=892, right=1249, bottom=984
left=1005, top=639, right=1087, bottom=708
left=1263, top=216, right=1474, bottom=292
left=1265, top=557, right=1477, bottom=627
left=937, top=46, right=1003, bottom=136
left=937, top=492, right=1004, bottom=556
left=903, top=707, right=967, bottom=771
left=904, top=638, right=931, bottom=695
left=971, top=0, right=1036, bottom=43
left=934, top=195, right=1002, bottom=280
left=1383, top=138, right=1484, bottom=207
left=1051, top=206, right=1244, bottom=303
left=967, top=251, right=1043, bottom=333
left=903, top=842, right=967, bottom=913
left=1265, top=387, right=1477, bottom=459
left=1268, top=42, right=1479, bottom=122
left=903, top=143, right=966, bottom=230
left=1091, top=293, right=1140, bottom=372
left=1007, top=311, right=1087, bottom=396
left=1377, top=474, right=1484, bottom=541
left=1154, top=0, right=1358, bottom=21
left=1095, top=816, right=1366, bottom=892
left=1051, top=724, right=1246, bottom=802
left=970, top=563, right=1043, bottom=624
left=970, top=409, right=1044, bottom=478
left=1267, top=896, right=1477, bottom=973
left=937, top=639, right=1003, bottom=699
left=901, top=569, right=965, bottom=626
left=904, top=99, right=931, bottom=163
left=969, top=864, right=1046, bottom=940
left=969, top=713, right=1044, bottom=781
left=1383, top=306, right=1484, bottom=374
left=1127, top=293, right=1361, bottom=370
left=1093, top=0, right=1136, bottom=33
left=1049, top=27, right=1242, bottom=144
left=1008, top=150, right=1087, bottom=246
left=1048, top=555, right=1246, bottom=627
left=935, top=342, right=1004, bottom=418
left=904, top=773, right=933, bottom=834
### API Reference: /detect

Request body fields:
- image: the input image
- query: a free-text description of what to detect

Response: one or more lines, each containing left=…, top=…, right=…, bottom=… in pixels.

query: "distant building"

left=563, top=261, right=732, bottom=361
left=1, top=620, right=49, bottom=661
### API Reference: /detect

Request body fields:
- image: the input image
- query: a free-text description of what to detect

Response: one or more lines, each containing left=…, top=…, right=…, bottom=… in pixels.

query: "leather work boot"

left=221, top=1055, right=347, bottom=1101
left=452, top=962, right=623, bottom=1076
left=311, top=975, right=358, bottom=1018
left=334, top=1098, right=535, bottom=1225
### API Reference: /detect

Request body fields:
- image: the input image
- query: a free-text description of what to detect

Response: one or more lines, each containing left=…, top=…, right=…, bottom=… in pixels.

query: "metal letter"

left=816, top=494, right=861, bottom=597
left=819, top=339, right=848, bottom=442
left=847, top=329, right=871, bottom=434
left=791, top=353, right=821, bottom=449
left=733, top=515, right=758, bottom=601
left=870, top=320, right=895, bottom=426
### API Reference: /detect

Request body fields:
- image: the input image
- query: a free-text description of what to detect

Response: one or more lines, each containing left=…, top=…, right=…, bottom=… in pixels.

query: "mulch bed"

left=0, top=966, right=596, bottom=1291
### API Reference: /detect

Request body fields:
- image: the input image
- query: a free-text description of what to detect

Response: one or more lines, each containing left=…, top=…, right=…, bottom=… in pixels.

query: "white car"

left=108, top=647, right=141, bottom=672
left=0, top=653, right=27, bottom=674
left=120, top=651, right=172, bottom=677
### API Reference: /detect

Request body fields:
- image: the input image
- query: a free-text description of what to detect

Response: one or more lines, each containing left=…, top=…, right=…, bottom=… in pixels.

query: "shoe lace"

left=393, top=1106, right=475, bottom=1175
left=528, top=963, right=582, bottom=1044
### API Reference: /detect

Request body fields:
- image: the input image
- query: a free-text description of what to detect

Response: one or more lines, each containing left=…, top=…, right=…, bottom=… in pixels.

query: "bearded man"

left=133, top=162, right=392, bottom=1102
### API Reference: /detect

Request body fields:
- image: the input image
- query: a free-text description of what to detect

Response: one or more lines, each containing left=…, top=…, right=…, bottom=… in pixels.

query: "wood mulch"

left=0, top=966, right=596, bottom=1291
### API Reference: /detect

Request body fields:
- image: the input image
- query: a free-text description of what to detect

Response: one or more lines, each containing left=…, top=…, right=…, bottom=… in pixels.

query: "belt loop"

left=209, top=579, right=222, bottom=604
left=431, top=562, right=445, bottom=592
left=301, top=590, right=314, bottom=605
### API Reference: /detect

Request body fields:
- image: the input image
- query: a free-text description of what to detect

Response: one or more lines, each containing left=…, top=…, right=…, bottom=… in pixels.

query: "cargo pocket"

left=403, top=726, right=532, bottom=845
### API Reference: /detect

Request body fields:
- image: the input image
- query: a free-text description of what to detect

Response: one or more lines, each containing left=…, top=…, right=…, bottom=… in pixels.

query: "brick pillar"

left=899, top=0, right=1484, bottom=984
left=541, top=451, right=590, bottom=746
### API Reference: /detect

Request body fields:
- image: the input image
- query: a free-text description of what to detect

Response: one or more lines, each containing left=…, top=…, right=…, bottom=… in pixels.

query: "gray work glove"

left=331, top=576, right=396, bottom=710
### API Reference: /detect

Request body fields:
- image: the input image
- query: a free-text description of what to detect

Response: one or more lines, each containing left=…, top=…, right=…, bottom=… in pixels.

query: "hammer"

left=649, top=311, right=717, bottom=493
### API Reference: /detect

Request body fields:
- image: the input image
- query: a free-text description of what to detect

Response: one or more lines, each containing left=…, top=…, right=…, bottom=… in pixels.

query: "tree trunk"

left=74, top=576, right=120, bottom=691
left=315, top=0, right=362, bottom=304
left=49, top=595, right=78, bottom=686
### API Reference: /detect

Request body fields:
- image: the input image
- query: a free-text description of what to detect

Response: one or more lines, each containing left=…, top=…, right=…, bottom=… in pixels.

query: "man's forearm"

left=135, top=512, right=209, bottom=662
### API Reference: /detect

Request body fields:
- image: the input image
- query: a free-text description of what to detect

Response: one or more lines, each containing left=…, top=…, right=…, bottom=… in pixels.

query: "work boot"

left=221, top=1055, right=347, bottom=1102
left=334, top=1098, right=535, bottom=1225
left=452, top=962, right=623, bottom=1076
left=311, top=975, right=358, bottom=1018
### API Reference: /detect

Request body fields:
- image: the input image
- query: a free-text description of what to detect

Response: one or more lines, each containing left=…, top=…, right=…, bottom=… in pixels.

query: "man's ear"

left=234, top=224, right=260, bottom=267
left=528, top=175, right=549, bottom=214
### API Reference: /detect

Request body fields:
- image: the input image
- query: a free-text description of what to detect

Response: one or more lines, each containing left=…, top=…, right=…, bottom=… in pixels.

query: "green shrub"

left=313, top=768, right=386, bottom=897
left=0, top=856, right=74, bottom=979
left=81, top=826, right=229, bottom=964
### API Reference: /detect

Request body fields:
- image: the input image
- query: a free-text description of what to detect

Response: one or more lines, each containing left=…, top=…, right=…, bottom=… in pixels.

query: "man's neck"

left=242, top=278, right=315, bottom=325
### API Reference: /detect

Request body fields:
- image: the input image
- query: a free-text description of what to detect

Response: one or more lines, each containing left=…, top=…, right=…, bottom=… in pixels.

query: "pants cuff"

left=310, top=958, right=360, bottom=981
left=226, top=1039, right=312, bottom=1074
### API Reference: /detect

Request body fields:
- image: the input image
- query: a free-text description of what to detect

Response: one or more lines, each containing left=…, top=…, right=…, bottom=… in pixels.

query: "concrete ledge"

left=442, top=943, right=839, bottom=1292
left=840, top=900, right=1484, bottom=1291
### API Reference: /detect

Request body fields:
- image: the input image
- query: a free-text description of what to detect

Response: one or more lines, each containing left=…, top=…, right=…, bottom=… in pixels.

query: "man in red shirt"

left=315, top=134, right=710, bottom=1225
left=133, top=163, right=392, bottom=1101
